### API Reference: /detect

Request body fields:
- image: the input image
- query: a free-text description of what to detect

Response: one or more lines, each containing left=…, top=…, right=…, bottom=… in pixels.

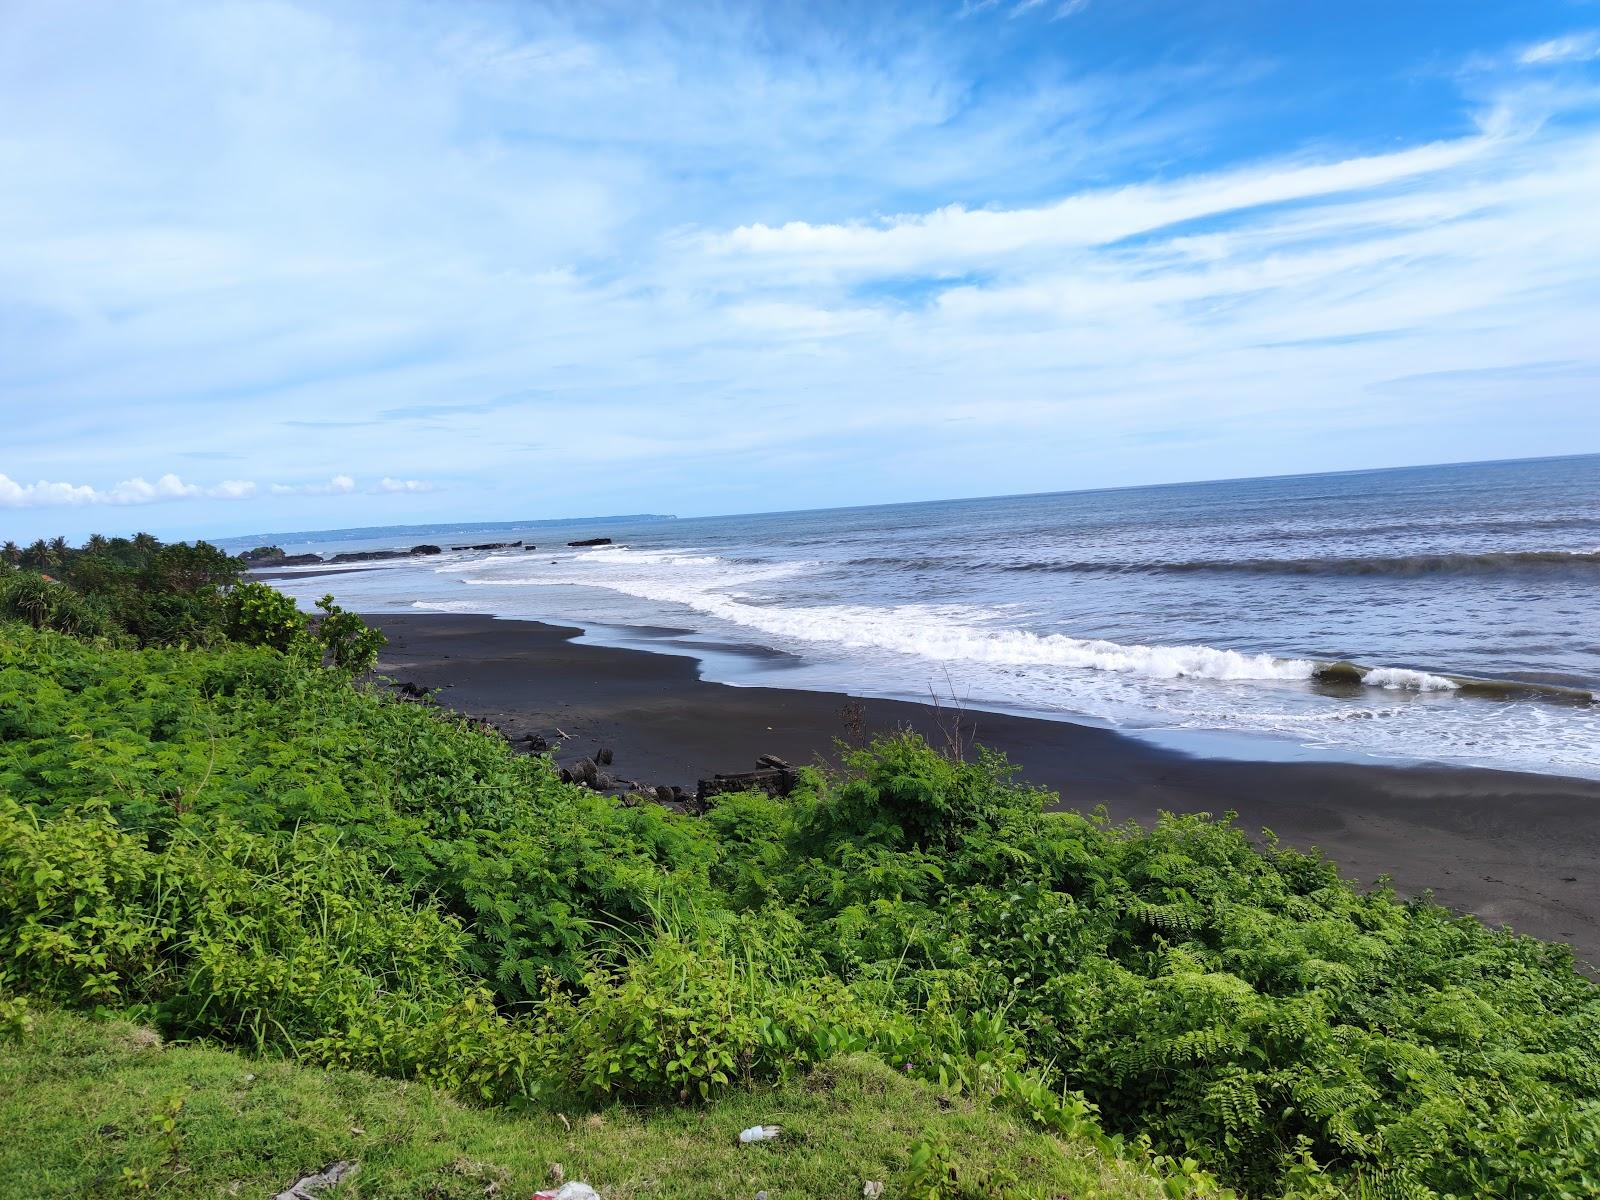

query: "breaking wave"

left=994, top=549, right=1600, bottom=577
left=465, top=547, right=1480, bottom=694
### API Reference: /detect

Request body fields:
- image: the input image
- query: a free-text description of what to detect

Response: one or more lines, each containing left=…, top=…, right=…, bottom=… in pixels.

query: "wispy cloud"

left=1519, top=32, right=1600, bottom=65
left=375, top=477, right=434, bottom=493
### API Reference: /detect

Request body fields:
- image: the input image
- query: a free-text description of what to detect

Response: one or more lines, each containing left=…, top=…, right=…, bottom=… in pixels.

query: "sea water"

left=229, top=454, right=1600, bottom=778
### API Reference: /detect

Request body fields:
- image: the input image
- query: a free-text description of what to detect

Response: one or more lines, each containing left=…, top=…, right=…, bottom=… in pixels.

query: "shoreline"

left=370, top=610, right=1600, bottom=969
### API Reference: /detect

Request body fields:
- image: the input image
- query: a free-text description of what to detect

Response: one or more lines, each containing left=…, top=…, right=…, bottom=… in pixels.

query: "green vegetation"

left=1, top=540, right=1598, bottom=1198
left=0, top=532, right=239, bottom=647
left=0, top=532, right=385, bottom=672
left=0, top=1009, right=1171, bottom=1200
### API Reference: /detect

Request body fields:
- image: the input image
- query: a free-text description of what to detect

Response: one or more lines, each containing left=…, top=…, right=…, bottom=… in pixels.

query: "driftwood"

left=697, top=765, right=798, bottom=803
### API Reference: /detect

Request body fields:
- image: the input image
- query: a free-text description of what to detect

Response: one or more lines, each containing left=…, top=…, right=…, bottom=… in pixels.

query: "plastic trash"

left=532, top=1184, right=599, bottom=1200
left=275, top=1161, right=356, bottom=1200
left=738, top=1124, right=782, bottom=1144
left=863, top=1183, right=884, bottom=1199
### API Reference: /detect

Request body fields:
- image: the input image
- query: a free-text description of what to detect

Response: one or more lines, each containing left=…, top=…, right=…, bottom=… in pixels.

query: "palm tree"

left=84, top=533, right=110, bottom=554
left=0, top=541, right=19, bottom=567
left=21, top=539, right=52, bottom=569
left=131, top=532, right=159, bottom=556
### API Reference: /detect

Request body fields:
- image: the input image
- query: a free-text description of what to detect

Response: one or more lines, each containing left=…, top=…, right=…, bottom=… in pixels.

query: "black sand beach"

left=371, top=611, right=1600, bottom=969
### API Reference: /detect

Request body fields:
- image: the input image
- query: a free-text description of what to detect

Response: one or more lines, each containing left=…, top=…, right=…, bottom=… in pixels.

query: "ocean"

left=228, top=454, right=1600, bottom=779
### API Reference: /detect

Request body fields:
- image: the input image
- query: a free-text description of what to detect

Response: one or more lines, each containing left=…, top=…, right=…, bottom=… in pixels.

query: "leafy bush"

left=306, top=592, right=386, bottom=673
left=224, top=580, right=303, bottom=651
left=0, top=571, right=123, bottom=641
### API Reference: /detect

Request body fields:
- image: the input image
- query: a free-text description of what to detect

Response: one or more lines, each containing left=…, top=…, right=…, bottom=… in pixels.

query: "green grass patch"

left=0, top=1007, right=1172, bottom=1200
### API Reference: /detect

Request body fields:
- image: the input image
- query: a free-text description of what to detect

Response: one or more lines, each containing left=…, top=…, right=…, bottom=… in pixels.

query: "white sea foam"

left=409, top=599, right=482, bottom=612
left=459, top=545, right=1455, bottom=692
left=1360, top=666, right=1458, bottom=691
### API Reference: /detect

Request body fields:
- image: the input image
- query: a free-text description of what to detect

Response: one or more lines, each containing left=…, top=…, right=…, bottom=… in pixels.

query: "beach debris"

left=547, top=1162, right=565, bottom=1185
left=567, top=537, right=613, bottom=547
left=273, top=1160, right=356, bottom=1200
left=699, top=759, right=799, bottom=803
left=863, top=1182, right=884, bottom=1198
left=532, top=1182, right=599, bottom=1200
left=738, top=1124, right=782, bottom=1144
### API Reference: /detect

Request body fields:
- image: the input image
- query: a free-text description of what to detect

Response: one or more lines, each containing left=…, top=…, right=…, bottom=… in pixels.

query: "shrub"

left=224, top=580, right=304, bottom=651
left=0, top=571, right=123, bottom=641
left=306, top=593, right=385, bottom=673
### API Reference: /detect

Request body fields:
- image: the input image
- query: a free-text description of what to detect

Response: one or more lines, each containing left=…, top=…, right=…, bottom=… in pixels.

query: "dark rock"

left=655, top=786, right=675, bottom=805
left=395, top=681, right=432, bottom=700
left=246, top=552, right=322, bottom=568
left=523, top=733, right=549, bottom=753
left=596, top=747, right=614, bottom=766
left=756, top=754, right=791, bottom=770
left=567, top=537, right=612, bottom=547
left=1314, top=661, right=1366, bottom=685
left=410, top=544, right=442, bottom=555
left=450, top=540, right=523, bottom=551
left=327, top=549, right=411, bottom=564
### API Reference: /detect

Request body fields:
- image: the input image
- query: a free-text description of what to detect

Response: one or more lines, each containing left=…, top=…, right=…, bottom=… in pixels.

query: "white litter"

left=738, top=1124, right=782, bottom=1144
left=533, top=1184, right=599, bottom=1200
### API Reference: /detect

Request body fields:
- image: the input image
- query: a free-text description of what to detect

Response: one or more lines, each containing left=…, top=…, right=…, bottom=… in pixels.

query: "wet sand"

left=370, top=611, right=1600, bottom=969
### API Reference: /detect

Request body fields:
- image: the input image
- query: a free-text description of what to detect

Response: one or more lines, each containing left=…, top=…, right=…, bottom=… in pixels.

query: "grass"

left=0, top=1008, right=1177, bottom=1200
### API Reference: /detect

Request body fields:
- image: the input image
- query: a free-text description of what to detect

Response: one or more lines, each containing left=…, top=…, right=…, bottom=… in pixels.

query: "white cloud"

left=701, top=133, right=1496, bottom=280
left=0, top=471, right=389, bottom=508
left=1519, top=32, right=1600, bottom=65
left=268, top=475, right=358, bottom=496
left=0, top=471, right=255, bottom=508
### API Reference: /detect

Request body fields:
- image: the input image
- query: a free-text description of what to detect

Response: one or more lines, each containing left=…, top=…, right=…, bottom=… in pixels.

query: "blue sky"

left=3, top=0, right=1599, bottom=541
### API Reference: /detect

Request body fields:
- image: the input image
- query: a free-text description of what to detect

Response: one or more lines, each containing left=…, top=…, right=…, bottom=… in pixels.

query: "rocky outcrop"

left=327, top=549, right=413, bottom=564
left=410, top=544, right=442, bottom=555
left=567, top=537, right=612, bottom=547
left=450, top=540, right=524, bottom=551
left=245, top=552, right=321, bottom=568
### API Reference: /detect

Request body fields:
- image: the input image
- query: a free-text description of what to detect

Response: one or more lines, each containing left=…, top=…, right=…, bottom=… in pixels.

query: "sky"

left=3, top=0, right=1600, bottom=542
